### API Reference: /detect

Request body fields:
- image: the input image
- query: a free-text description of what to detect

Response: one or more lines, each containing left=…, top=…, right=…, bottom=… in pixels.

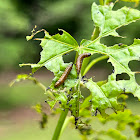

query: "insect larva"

left=76, top=53, right=91, bottom=74
left=54, top=63, right=73, bottom=88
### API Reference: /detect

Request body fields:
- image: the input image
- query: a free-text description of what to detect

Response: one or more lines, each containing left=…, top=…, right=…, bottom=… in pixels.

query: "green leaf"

left=47, top=91, right=68, bottom=109
left=82, top=39, right=140, bottom=114
left=106, top=128, right=127, bottom=140
left=100, top=109, right=140, bottom=136
left=32, top=104, right=43, bottom=114
left=85, top=78, right=113, bottom=113
left=34, top=29, right=78, bottom=68
left=101, top=79, right=140, bottom=102
left=47, top=100, right=56, bottom=109
left=20, top=29, right=78, bottom=73
left=82, top=39, right=140, bottom=101
left=91, top=2, right=140, bottom=38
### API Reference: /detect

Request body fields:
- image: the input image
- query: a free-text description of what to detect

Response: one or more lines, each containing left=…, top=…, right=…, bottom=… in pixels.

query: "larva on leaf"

left=76, top=53, right=91, bottom=74
left=54, top=63, right=73, bottom=88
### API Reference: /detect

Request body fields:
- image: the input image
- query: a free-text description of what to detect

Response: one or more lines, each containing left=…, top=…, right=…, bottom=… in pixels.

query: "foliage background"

left=0, top=0, right=140, bottom=140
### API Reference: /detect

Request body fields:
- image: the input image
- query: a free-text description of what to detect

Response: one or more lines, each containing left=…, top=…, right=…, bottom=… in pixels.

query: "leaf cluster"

left=12, top=1, right=140, bottom=139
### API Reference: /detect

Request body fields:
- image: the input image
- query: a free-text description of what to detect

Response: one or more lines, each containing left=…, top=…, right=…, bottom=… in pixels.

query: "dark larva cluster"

left=54, top=63, right=73, bottom=88
left=76, top=53, right=91, bottom=74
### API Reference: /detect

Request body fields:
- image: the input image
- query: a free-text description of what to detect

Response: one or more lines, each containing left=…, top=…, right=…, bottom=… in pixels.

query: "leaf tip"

left=26, top=35, right=34, bottom=41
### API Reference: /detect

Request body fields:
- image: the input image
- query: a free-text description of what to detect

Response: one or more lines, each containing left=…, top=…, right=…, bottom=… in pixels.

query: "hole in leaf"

left=126, top=94, right=140, bottom=114
left=105, top=108, right=115, bottom=115
left=86, top=54, right=113, bottom=82
left=58, top=30, right=63, bottom=35
left=135, top=73, right=140, bottom=85
left=81, top=86, right=90, bottom=98
left=63, top=51, right=76, bottom=63
left=116, top=73, right=130, bottom=81
left=129, top=60, right=140, bottom=72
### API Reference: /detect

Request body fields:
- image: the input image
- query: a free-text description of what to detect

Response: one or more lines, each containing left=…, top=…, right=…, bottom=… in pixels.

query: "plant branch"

left=52, top=109, right=69, bottom=140
left=83, top=55, right=109, bottom=76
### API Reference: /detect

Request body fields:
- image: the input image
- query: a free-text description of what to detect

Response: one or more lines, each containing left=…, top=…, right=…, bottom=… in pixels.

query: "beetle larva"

left=76, top=53, right=91, bottom=74
left=54, top=63, right=73, bottom=88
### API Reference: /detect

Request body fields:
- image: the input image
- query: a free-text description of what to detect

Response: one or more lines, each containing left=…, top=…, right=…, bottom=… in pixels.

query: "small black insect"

left=46, top=87, right=50, bottom=90
left=89, top=100, right=92, bottom=102
left=112, top=69, right=115, bottom=73
left=95, top=108, right=98, bottom=116
left=82, top=75, right=86, bottom=79
left=123, top=88, right=126, bottom=93
left=75, top=117, right=79, bottom=126
left=69, top=88, right=72, bottom=91
left=118, top=43, right=123, bottom=46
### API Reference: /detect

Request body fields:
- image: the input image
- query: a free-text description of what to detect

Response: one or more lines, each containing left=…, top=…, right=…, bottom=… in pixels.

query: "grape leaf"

left=91, top=2, right=140, bottom=38
left=85, top=79, right=124, bottom=113
left=83, top=39, right=140, bottom=114
left=83, top=39, right=140, bottom=96
left=20, top=29, right=78, bottom=88
left=20, top=29, right=78, bottom=73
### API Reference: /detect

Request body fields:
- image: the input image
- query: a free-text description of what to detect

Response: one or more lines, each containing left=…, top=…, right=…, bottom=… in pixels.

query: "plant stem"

left=52, top=109, right=69, bottom=140
left=35, top=80, right=46, bottom=91
left=104, top=0, right=111, bottom=5
left=91, top=27, right=100, bottom=41
left=83, top=55, right=108, bottom=76
left=99, top=0, right=104, bottom=5
left=60, top=116, right=74, bottom=135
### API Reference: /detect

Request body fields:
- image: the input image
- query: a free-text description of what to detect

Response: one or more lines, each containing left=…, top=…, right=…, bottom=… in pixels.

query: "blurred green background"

left=0, top=0, right=140, bottom=140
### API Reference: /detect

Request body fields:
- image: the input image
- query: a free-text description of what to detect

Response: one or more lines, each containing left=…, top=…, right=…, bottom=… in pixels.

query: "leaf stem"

left=83, top=55, right=109, bottom=76
left=52, top=109, right=69, bottom=140
left=104, top=0, right=111, bottom=5
left=91, top=27, right=100, bottom=41
left=35, top=81, right=46, bottom=91
left=99, top=0, right=104, bottom=5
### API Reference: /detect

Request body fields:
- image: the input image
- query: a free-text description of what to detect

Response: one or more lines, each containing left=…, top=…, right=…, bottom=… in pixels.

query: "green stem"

left=99, top=0, right=104, bottom=5
left=91, top=27, right=100, bottom=41
left=83, top=55, right=109, bottom=76
left=74, top=51, right=79, bottom=64
left=35, top=81, right=46, bottom=91
left=52, top=109, right=69, bottom=140
left=104, top=0, right=111, bottom=5
left=60, top=116, right=74, bottom=135
left=77, top=75, right=81, bottom=118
